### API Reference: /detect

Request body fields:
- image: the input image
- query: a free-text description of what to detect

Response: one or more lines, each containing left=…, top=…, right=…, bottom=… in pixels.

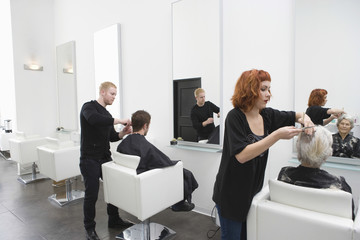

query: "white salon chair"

left=9, top=132, right=47, bottom=184
left=37, top=137, right=84, bottom=206
left=0, top=132, right=15, bottom=160
left=102, top=152, right=184, bottom=240
left=247, top=179, right=360, bottom=240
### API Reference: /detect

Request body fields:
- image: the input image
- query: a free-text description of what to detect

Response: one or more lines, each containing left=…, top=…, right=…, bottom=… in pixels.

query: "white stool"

left=9, top=132, right=47, bottom=184
left=37, top=137, right=84, bottom=206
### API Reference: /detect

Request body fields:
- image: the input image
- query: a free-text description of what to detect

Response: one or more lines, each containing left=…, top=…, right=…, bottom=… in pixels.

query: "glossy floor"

left=0, top=155, right=220, bottom=240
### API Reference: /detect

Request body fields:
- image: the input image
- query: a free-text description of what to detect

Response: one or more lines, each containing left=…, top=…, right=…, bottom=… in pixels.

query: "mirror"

left=172, top=0, right=221, bottom=146
left=56, top=41, right=78, bottom=131
left=294, top=0, right=360, bottom=163
left=94, top=23, right=122, bottom=119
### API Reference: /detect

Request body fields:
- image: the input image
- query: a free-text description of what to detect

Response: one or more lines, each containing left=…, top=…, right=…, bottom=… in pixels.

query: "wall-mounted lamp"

left=24, top=63, right=43, bottom=71
left=63, top=67, right=73, bottom=74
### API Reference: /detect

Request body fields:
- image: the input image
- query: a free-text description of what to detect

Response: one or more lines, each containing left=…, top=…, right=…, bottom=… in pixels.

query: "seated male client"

left=117, top=110, right=198, bottom=211
left=278, top=125, right=355, bottom=219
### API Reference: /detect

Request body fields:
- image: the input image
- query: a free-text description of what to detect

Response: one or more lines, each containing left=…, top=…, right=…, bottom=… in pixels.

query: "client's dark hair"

left=131, top=110, right=151, bottom=132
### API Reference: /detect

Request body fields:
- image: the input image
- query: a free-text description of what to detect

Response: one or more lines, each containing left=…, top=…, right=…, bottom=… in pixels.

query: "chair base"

left=116, top=222, right=176, bottom=240
left=17, top=173, right=48, bottom=184
left=48, top=190, right=85, bottom=207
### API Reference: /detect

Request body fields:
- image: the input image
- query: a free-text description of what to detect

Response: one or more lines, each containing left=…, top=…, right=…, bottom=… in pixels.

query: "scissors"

left=302, top=126, right=315, bottom=131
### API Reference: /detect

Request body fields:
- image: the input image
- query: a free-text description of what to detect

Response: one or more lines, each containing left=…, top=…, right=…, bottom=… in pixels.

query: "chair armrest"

left=102, top=162, right=139, bottom=217
left=247, top=185, right=270, bottom=240
left=37, top=145, right=80, bottom=181
left=136, top=161, right=184, bottom=221
left=9, top=137, right=47, bottom=164
left=353, top=198, right=360, bottom=239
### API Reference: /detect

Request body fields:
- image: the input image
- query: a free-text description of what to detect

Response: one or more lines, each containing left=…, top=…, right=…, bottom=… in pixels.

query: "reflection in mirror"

left=293, top=0, right=360, bottom=164
left=172, top=0, right=221, bottom=145
left=331, top=115, right=360, bottom=159
left=56, top=41, right=78, bottom=131
left=94, top=23, right=122, bottom=118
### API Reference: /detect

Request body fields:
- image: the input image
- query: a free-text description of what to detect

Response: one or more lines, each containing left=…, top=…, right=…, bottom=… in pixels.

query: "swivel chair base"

left=48, top=179, right=84, bottom=207
left=116, top=220, right=176, bottom=240
left=17, top=162, right=48, bottom=184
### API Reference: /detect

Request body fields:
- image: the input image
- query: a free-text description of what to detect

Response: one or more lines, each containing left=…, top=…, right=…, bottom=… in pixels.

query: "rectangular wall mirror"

left=56, top=41, right=78, bottom=131
left=172, top=0, right=222, bottom=147
left=294, top=0, right=360, bottom=164
left=94, top=23, right=122, bottom=119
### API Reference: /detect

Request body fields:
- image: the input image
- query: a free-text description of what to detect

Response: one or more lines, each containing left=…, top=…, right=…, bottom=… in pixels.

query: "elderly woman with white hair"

left=277, top=126, right=354, bottom=219
left=332, top=114, right=360, bottom=158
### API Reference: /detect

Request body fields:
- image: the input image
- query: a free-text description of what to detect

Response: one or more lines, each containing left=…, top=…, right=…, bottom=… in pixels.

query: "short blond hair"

left=194, top=88, right=205, bottom=97
left=99, top=81, right=117, bottom=93
left=297, top=126, right=333, bottom=168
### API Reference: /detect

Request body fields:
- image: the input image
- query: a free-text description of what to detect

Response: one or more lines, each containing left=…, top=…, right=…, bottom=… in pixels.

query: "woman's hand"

left=274, top=126, right=303, bottom=140
left=296, top=112, right=315, bottom=135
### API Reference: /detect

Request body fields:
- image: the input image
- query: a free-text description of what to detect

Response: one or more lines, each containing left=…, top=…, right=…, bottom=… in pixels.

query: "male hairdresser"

left=80, top=81, right=132, bottom=240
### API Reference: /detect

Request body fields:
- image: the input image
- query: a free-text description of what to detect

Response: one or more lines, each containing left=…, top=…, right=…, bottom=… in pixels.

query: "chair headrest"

left=269, top=179, right=352, bottom=219
left=112, top=152, right=140, bottom=169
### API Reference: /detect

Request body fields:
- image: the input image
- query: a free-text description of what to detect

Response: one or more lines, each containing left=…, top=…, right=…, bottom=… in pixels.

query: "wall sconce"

left=63, top=67, right=73, bottom=74
left=24, top=63, right=43, bottom=71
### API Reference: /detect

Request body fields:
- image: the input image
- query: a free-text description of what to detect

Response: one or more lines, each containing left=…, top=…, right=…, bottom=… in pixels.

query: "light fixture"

left=63, top=67, right=73, bottom=74
left=24, top=63, right=43, bottom=71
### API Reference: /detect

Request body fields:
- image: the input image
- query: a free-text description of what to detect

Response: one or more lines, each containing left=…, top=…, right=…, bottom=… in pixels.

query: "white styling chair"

left=102, top=152, right=184, bottom=240
left=0, top=131, right=15, bottom=160
left=37, top=137, right=84, bottom=206
left=247, top=179, right=360, bottom=240
left=9, top=132, right=47, bottom=184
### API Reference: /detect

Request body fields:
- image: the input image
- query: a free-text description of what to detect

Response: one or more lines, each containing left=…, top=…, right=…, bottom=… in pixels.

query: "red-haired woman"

left=212, top=69, right=314, bottom=240
left=306, top=88, right=344, bottom=125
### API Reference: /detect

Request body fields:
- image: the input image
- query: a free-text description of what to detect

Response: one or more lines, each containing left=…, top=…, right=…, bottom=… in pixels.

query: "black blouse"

left=306, top=105, right=330, bottom=125
left=213, top=107, right=295, bottom=222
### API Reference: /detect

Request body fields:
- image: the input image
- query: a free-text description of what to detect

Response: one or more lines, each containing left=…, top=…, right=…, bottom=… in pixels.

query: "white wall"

left=0, top=0, right=16, bottom=130
left=10, top=0, right=298, bottom=216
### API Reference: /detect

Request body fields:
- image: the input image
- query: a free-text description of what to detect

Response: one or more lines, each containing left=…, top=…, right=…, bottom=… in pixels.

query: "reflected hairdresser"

left=305, top=89, right=345, bottom=126
left=190, top=88, right=220, bottom=144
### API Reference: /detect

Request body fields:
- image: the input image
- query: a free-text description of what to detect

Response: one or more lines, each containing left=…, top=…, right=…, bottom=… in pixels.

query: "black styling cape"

left=117, top=134, right=198, bottom=202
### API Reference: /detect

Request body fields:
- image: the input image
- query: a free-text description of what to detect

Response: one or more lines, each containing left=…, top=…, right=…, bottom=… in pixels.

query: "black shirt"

left=332, top=133, right=360, bottom=158
left=80, top=100, right=120, bottom=159
left=306, top=105, right=330, bottom=125
left=117, top=134, right=177, bottom=174
left=212, top=107, right=295, bottom=222
left=190, top=101, right=220, bottom=140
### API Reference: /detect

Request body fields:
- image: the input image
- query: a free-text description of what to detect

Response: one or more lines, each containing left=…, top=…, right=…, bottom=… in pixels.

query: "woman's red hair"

left=231, top=69, right=271, bottom=111
left=308, top=89, right=327, bottom=107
